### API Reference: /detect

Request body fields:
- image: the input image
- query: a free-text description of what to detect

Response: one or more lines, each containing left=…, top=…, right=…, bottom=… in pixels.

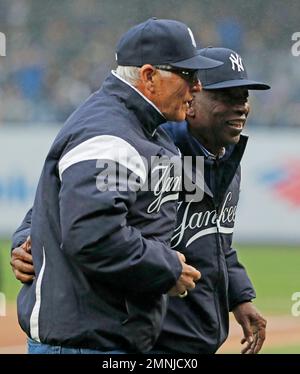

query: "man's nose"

left=234, top=102, right=249, bottom=116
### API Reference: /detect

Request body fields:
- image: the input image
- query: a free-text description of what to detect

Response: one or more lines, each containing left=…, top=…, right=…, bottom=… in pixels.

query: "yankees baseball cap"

left=115, top=18, right=223, bottom=70
left=198, top=47, right=270, bottom=90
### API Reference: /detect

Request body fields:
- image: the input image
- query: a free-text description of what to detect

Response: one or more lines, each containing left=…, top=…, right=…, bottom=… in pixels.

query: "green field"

left=261, top=345, right=300, bottom=354
left=0, top=240, right=22, bottom=302
left=235, top=244, right=300, bottom=315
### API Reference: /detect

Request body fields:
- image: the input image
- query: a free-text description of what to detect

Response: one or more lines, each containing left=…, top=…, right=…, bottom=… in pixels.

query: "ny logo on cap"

left=229, top=52, right=244, bottom=72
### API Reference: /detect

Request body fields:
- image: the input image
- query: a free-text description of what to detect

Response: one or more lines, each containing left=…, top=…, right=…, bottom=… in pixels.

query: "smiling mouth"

left=227, top=120, right=245, bottom=130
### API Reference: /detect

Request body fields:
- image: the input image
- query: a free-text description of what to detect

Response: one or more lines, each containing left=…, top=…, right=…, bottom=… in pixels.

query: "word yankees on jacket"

left=172, top=192, right=236, bottom=247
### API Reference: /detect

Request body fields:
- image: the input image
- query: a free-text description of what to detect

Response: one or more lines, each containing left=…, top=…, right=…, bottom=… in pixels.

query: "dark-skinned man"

left=152, top=47, right=270, bottom=354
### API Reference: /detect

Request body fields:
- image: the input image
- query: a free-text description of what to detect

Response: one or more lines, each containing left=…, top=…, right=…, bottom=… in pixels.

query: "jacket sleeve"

left=58, top=154, right=182, bottom=297
left=225, top=246, right=256, bottom=311
left=11, top=208, right=32, bottom=249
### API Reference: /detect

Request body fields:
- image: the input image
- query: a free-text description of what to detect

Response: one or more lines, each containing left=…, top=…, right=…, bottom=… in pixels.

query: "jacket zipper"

left=213, top=205, right=222, bottom=352
left=212, top=158, right=222, bottom=352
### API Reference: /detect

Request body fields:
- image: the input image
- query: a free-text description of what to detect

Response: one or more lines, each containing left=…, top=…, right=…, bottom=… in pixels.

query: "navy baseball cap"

left=115, top=18, right=223, bottom=70
left=198, top=47, right=270, bottom=90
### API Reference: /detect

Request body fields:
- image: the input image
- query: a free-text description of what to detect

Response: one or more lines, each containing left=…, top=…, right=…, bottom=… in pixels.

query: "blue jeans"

left=27, top=338, right=128, bottom=354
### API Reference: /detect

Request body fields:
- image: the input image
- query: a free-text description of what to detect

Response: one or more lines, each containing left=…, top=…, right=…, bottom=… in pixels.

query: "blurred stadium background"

left=0, top=0, right=299, bottom=353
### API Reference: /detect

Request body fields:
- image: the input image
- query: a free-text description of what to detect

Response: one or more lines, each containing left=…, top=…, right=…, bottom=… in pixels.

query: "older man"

left=11, top=18, right=223, bottom=354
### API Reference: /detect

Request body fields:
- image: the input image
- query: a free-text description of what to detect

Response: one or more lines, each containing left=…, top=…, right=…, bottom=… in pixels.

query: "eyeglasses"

left=154, top=65, right=199, bottom=85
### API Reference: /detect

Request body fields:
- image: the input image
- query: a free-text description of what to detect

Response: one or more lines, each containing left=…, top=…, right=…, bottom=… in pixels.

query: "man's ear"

left=139, top=64, right=156, bottom=93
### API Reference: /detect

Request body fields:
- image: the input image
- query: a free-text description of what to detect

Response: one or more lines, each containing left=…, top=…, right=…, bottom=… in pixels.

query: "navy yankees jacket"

left=154, top=121, right=256, bottom=353
left=12, top=72, right=183, bottom=352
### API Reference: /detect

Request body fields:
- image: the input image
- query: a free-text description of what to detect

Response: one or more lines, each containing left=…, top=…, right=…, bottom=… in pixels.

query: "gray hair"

left=116, top=65, right=172, bottom=86
left=116, top=66, right=140, bottom=86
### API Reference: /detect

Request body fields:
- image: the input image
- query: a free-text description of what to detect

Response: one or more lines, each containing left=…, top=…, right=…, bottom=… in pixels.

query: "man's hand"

left=233, top=301, right=267, bottom=354
left=168, top=252, right=201, bottom=297
left=11, top=237, right=35, bottom=283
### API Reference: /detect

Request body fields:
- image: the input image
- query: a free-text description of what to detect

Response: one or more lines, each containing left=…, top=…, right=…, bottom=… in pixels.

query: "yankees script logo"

left=171, top=192, right=236, bottom=248
left=147, top=163, right=181, bottom=213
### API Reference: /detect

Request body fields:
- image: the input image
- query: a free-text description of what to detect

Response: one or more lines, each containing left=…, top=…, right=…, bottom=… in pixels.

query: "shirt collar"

left=198, top=143, right=226, bottom=160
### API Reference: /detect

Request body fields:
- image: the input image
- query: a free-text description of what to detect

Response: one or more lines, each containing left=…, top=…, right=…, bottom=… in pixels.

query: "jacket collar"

left=180, top=122, right=248, bottom=198
left=102, top=72, right=166, bottom=137
left=183, top=121, right=248, bottom=165
left=211, top=134, right=248, bottom=207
